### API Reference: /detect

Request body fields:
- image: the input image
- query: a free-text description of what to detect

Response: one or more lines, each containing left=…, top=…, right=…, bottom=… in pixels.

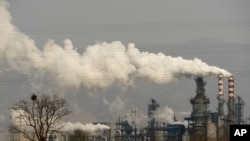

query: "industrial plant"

left=113, top=75, right=245, bottom=141
left=9, top=75, right=246, bottom=141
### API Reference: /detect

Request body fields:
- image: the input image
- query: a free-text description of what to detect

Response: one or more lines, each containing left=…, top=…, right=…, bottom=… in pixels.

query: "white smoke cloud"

left=175, top=111, right=191, bottom=120
left=10, top=110, right=35, bottom=131
left=10, top=110, right=26, bottom=126
left=135, top=114, right=148, bottom=126
left=155, top=105, right=175, bottom=123
left=128, top=46, right=231, bottom=83
left=155, top=105, right=188, bottom=127
left=11, top=110, right=109, bottom=133
left=0, top=1, right=232, bottom=92
left=63, top=122, right=110, bottom=133
left=103, top=96, right=125, bottom=115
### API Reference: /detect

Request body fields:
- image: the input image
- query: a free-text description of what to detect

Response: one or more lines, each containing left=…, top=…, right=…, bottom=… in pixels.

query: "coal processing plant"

left=113, top=75, right=246, bottom=141
left=8, top=75, right=246, bottom=141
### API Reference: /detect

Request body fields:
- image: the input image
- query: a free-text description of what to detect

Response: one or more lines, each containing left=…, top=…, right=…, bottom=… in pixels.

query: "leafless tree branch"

left=9, top=94, right=71, bottom=141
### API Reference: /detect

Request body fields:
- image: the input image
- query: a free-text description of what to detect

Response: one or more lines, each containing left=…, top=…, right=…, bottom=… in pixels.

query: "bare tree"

left=9, top=94, right=72, bottom=141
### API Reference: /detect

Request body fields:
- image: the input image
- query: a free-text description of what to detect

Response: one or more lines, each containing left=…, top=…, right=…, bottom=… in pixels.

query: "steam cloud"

left=155, top=105, right=188, bottom=127
left=155, top=105, right=175, bottom=123
left=0, top=1, right=231, bottom=91
left=11, top=110, right=26, bottom=126
left=63, top=122, right=110, bottom=133
left=103, top=96, right=125, bottom=117
left=10, top=110, right=109, bottom=132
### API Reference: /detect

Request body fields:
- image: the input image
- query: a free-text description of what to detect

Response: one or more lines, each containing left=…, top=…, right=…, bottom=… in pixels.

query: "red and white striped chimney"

left=228, top=76, right=234, bottom=99
left=218, top=74, right=224, bottom=97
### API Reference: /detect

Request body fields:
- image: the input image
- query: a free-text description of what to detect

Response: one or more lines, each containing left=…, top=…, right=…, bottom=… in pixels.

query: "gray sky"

left=0, top=0, right=250, bottom=138
left=8, top=0, right=250, bottom=45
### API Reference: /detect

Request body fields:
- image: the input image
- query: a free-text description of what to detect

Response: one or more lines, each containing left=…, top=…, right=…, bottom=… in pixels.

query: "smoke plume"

left=103, top=96, right=125, bottom=117
left=0, top=1, right=232, bottom=91
left=155, top=105, right=175, bottom=123
left=10, top=110, right=109, bottom=132
left=10, top=110, right=27, bottom=125
left=63, top=122, right=110, bottom=133
left=155, top=105, right=188, bottom=127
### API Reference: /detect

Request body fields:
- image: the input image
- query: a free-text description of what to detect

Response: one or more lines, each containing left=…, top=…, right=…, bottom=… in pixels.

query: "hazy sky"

left=0, top=0, right=250, bottom=138
left=8, top=0, right=250, bottom=45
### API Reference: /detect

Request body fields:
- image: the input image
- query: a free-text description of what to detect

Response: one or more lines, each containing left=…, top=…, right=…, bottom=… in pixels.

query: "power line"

left=0, top=71, right=248, bottom=86
left=0, top=44, right=249, bottom=56
left=1, top=19, right=250, bottom=34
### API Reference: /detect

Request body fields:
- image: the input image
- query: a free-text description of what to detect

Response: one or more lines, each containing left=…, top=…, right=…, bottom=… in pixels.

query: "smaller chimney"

left=228, top=76, right=234, bottom=100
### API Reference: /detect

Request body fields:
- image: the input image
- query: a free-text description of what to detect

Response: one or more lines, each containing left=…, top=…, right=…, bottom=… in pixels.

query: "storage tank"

left=154, top=129, right=165, bottom=141
left=182, top=131, right=190, bottom=141
left=210, top=112, right=218, bottom=124
left=167, top=124, right=185, bottom=141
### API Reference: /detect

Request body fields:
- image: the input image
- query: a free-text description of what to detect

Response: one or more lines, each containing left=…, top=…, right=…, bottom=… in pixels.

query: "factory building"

left=115, top=98, right=186, bottom=141
left=115, top=75, right=243, bottom=141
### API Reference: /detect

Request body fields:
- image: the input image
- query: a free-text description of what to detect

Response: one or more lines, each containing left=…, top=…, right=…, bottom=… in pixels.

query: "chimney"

left=228, top=76, right=234, bottom=100
left=218, top=74, right=224, bottom=97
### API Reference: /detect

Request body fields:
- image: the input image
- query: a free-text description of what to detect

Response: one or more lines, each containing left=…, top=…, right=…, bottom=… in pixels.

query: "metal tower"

left=147, top=99, right=160, bottom=141
left=148, top=98, right=160, bottom=128
left=235, top=95, right=245, bottom=124
left=190, top=77, right=210, bottom=141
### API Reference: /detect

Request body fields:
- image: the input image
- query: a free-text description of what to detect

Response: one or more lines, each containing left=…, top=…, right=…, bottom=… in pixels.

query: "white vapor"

left=155, top=105, right=188, bottom=127
left=63, top=122, right=110, bottom=133
left=11, top=110, right=109, bottom=133
left=0, top=1, right=232, bottom=92
left=155, top=105, right=175, bottom=123
left=10, top=110, right=26, bottom=126
left=103, top=96, right=125, bottom=116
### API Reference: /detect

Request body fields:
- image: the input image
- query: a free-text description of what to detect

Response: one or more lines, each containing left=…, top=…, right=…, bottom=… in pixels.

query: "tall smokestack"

left=217, top=74, right=226, bottom=141
left=227, top=76, right=236, bottom=129
left=218, top=74, right=224, bottom=97
left=228, top=76, right=234, bottom=100
left=217, top=74, right=225, bottom=116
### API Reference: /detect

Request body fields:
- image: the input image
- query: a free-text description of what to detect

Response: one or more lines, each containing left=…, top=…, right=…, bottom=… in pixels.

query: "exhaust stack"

left=227, top=76, right=236, bottom=125
left=218, top=74, right=224, bottom=97
left=228, top=76, right=234, bottom=100
left=217, top=74, right=226, bottom=141
left=217, top=74, right=225, bottom=116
